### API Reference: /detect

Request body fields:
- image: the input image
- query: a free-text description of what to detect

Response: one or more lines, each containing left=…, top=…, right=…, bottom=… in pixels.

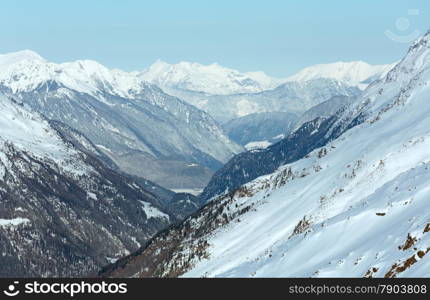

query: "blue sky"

left=1, top=0, right=429, bottom=76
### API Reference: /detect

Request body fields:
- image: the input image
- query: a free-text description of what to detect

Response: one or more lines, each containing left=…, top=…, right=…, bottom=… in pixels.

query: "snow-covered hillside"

left=286, top=61, right=395, bottom=90
left=101, top=30, right=430, bottom=278
left=183, top=31, right=430, bottom=278
left=0, top=94, right=90, bottom=176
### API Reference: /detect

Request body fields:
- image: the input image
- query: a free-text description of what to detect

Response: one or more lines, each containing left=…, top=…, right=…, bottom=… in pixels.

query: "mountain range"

left=0, top=51, right=242, bottom=189
left=142, top=60, right=393, bottom=123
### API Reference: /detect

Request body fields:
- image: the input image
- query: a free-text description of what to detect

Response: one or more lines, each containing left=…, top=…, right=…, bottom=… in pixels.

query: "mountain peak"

left=147, top=60, right=228, bottom=74
left=0, top=50, right=45, bottom=66
left=148, top=59, right=171, bottom=70
left=409, top=29, right=430, bottom=55
left=287, top=60, right=396, bottom=89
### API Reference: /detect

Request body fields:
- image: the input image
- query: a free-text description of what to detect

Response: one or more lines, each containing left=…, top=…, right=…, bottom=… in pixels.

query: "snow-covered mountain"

left=140, top=59, right=394, bottom=95
left=0, top=51, right=242, bottom=189
left=140, top=60, right=283, bottom=95
left=286, top=61, right=396, bottom=90
left=0, top=93, right=174, bottom=277
left=0, top=50, right=147, bottom=97
left=100, top=30, right=430, bottom=278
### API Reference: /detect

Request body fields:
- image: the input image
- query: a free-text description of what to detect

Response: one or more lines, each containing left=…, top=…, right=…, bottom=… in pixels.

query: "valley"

left=1, top=27, right=429, bottom=278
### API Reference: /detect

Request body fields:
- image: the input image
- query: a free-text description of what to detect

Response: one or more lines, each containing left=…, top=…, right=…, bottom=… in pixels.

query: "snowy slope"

left=101, top=30, right=430, bottom=278
left=286, top=61, right=396, bottom=89
left=140, top=60, right=283, bottom=95
left=0, top=94, right=90, bottom=176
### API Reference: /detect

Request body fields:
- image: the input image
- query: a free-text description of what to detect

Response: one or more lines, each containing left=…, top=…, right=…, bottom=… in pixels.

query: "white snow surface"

left=171, top=189, right=203, bottom=196
left=0, top=93, right=91, bottom=176
left=244, top=140, right=272, bottom=150
left=181, top=32, right=430, bottom=278
left=0, top=218, right=29, bottom=227
left=139, top=201, right=170, bottom=221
